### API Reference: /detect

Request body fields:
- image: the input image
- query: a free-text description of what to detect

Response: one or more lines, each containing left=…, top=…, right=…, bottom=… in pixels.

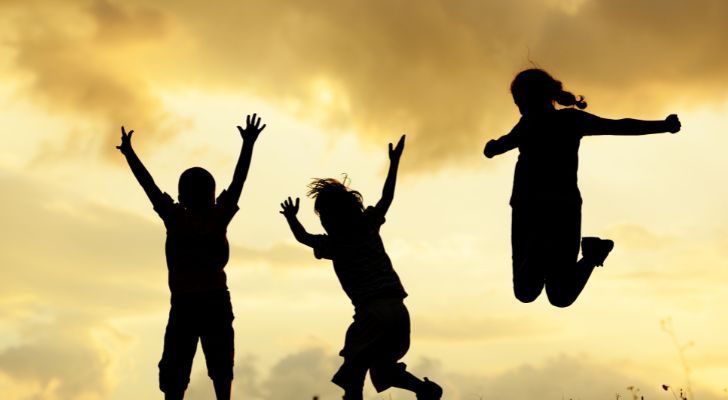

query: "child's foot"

left=417, top=377, right=443, bottom=400
left=581, top=237, right=614, bottom=267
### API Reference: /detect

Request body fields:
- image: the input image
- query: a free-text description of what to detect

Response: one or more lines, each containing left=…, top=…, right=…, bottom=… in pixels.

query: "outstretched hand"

left=666, top=114, right=681, bottom=134
left=280, top=197, right=300, bottom=218
left=116, top=126, right=134, bottom=154
left=388, top=134, right=406, bottom=162
left=237, top=113, right=267, bottom=143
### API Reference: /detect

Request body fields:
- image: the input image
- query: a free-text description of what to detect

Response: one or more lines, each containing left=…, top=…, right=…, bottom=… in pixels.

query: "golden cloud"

left=4, top=0, right=726, bottom=170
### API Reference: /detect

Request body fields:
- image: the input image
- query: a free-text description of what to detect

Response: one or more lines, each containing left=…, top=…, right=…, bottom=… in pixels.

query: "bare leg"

left=165, top=391, right=184, bottom=400
left=333, top=360, right=366, bottom=400
left=511, top=207, right=546, bottom=303
left=213, top=379, right=231, bottom=400
left=388, top=369, right=422, bottom=391
left=371, top=363, right=442, bottom=399
left=391, top=373, right=442, bottom=400
left=545, top=257, right=595, bottom=308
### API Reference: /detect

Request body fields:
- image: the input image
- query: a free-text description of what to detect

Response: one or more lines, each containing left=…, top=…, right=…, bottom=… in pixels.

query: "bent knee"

left=514, top=283, right=543, bottom=304
left=545, top=290, right=576, bottom=308
left=370, top=362, right=407, bottom=392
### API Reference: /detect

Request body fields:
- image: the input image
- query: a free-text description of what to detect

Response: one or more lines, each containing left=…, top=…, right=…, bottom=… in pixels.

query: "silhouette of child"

left=484, top=69, right=681, bottom=308
left=280, top=135, right=442, bottom=400
left=117, top=114, right=266, bottom=400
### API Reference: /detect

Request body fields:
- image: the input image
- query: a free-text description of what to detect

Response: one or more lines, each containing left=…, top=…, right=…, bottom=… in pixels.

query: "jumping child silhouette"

left=280, top=135, right=442, bottom=400
left=117, top=114, right=266, bottom=400
left=484, top=69, right=681, bottom=308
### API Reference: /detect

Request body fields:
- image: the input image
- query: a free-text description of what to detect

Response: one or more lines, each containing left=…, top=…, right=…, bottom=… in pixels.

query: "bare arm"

left=116, top=126, right=164, bottom=205
left=484, top=120, right=522, bottom=158
left=375, top=134, right=405, bottom=217
left=227, top=114, right=266, bottom=204
left=280, top=197, right=318, bottom=248
left=582, top=113, right=681, bottom=136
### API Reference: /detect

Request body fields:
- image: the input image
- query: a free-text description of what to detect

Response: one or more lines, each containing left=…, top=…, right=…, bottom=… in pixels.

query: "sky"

left=1, top=0, right=727, bottom=399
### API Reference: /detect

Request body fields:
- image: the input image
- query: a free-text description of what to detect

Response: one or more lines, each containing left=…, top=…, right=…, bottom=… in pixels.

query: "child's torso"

left=511, top=109, right=584, bottom=207
left=164, top=208, right=230, bottom=294
left=316, top=208, right=408, bottom=306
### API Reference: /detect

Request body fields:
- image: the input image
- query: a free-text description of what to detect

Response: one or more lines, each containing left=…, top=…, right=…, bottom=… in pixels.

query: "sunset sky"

left=1, top=0, right=727, bottom=399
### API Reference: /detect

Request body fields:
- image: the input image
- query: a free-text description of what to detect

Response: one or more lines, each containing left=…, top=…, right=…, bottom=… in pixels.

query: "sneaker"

left=581, top=237, right=614, bottom=267
left=416, top=377, right=443, bottom=400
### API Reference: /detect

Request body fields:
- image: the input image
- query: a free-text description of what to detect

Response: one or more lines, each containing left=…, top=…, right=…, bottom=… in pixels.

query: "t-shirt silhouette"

left=153, top=190, right=239, bottom=294
left=312, top=206, right=407, bottom=306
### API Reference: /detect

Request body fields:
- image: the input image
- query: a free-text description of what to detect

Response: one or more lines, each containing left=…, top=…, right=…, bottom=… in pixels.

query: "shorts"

left=158, top=290, right=235, bottom=393
left=332, top=298, right=410, bottom=392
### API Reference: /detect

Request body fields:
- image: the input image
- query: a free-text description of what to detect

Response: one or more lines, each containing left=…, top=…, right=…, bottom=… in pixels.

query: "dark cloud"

left=531, top=0, right=728, bottom=108
left=160, top=0, right=725, bottom=170
left=6, top=0, right=724, bottom=170
left=6, top=0, right=180, bottom=163
left=89, top=0, right=168, bottom=44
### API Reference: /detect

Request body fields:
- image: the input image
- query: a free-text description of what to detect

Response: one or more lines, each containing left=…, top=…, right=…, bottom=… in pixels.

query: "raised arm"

left=582, top=113, right=681, bottom=136
left=227, top=114, right=267, bottom=204
left=375, top=134, right=405, bottom=217
left=116, top=126, right=164, bottom=205
left=280, top=197, right=318, bottom=248
left=484, top=120, right=522, bottom=158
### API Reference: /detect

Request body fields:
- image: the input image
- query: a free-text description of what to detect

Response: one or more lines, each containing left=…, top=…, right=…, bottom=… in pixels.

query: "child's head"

left=510, top=68, right=587, bottom=115
left=178, top=167, right=215, bottom=209
left=307, top=178, right=364, bottom=235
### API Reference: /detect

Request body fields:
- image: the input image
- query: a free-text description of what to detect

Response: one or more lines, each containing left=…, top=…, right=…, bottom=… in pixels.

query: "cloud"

left=187, top=348, right=343, bottom=400
left=153, top=0, right=727, bottom=170
left=414, top=314, right=556, bottom=342
left=5, top=0, right=180, bottom=163
left=0, top=170, right=167, bottom=315
left=408, top=354, right=727, bottom=400
left=89, top=0, right=168, bottom=44
left=8, top=1, right=724, bottom=170
left=0, top=313, right=113, bottom=400
left=532, top=0, right=728, bottom=103
left=187, top=347, right=728, bottom=400
left=186, top=354, right=264, bottom=400
left=603, top=223, right=677, bottom=251
left=231, top=242, right=318, bottom=269
left=602, top=224, right=727, bottom=287
left=260, top=348, right=343, bottom=400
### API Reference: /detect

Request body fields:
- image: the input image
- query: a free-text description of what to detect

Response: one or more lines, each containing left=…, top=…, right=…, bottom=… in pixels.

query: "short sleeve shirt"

left=153, top=190, right=239, bottom=294
left=509, top=108, right=597, bottom=208
left=311, top=207, right=407, bottom=306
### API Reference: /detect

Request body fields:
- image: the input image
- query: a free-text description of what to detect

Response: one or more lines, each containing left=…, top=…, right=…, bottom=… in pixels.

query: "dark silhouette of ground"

left=280, top=135, right=443, bottom=400
left=117, top=114, right=266, bottom=400
left=484, top=69, right=681, bottom=308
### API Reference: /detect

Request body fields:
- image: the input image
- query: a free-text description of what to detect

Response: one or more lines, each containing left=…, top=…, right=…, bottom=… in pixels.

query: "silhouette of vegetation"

left=661, top=318, right=694, bottom=400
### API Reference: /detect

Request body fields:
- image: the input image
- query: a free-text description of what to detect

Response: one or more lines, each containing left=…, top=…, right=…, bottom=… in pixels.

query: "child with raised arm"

left=117, top=114, right=266, bottom=400
left=484, top=68, right=681, bottom=308
left=280, top=135, right=442, bottom=400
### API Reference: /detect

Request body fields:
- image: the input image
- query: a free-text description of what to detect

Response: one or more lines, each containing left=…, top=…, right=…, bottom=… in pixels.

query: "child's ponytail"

left=511, top=68, right=588, bottom=113
left=555, top=90, right=587, bottom=109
